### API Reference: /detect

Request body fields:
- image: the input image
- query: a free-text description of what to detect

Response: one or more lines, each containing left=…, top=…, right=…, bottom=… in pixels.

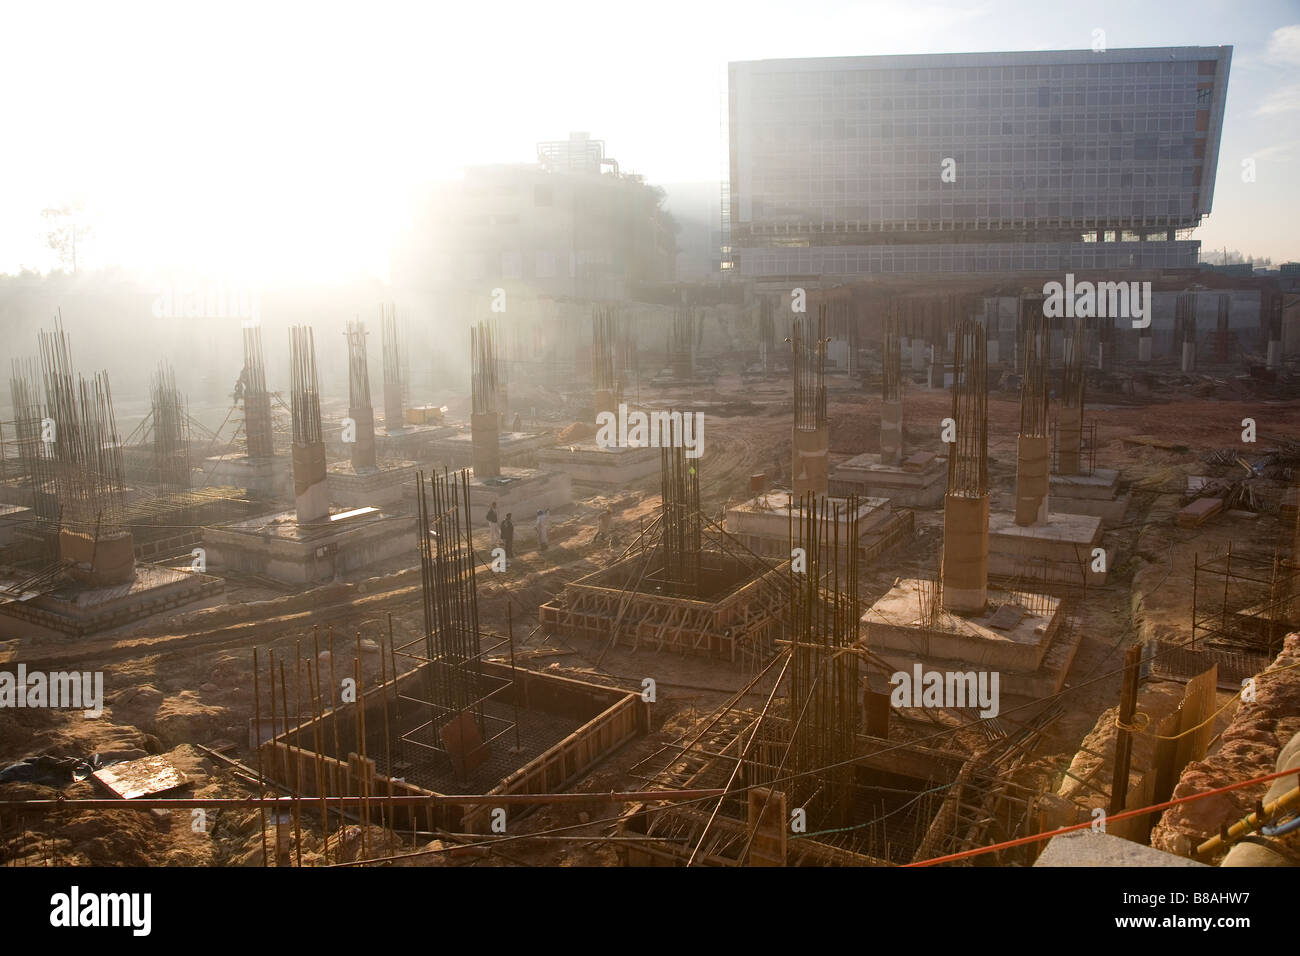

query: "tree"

left=41, top=202, right=92, bottom=273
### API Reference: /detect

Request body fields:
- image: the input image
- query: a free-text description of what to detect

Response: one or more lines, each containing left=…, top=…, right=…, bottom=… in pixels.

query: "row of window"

left=739, top=240, right=1199, bottom=276
left=748, top=60, right=1215, bottom=89
left=752, top=87, right=1208, bottom=111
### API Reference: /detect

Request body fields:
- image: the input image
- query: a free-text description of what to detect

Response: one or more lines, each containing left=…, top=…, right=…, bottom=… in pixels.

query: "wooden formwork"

left=538, top=553, right=789, bottom=661
left=260, top=660, right=649, bottom=834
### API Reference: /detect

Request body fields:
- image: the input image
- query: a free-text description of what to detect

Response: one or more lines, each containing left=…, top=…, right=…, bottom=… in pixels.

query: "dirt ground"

left=2, top=371, right=1298, bottom=867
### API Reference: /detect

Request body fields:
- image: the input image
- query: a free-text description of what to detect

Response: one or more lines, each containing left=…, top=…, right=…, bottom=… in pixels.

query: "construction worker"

left=596, top=507, right=612, bottom=543
left=536, top=509, right=549, bottom=552
left=486, top=500, right=500, bottom=547
left=501, top=513, right=515, bottom=560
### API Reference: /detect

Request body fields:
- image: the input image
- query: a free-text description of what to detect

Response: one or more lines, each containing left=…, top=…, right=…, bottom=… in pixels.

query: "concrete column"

left=1014, top=434, right=1050, bottom=526
left=942, top=493, right=989, bottom=612
left=792, top=424, right=829, bottom=497
left=383, top=384, right=404, bottom=433
left=497, top=385, right=510, bottom=430
left=1057, top=404, right=1083, bottom=476
left=471, top=411, right=501, bottom=478
left=1137, top=335, right=1152, bottom=362
left=987, top=339, right=1000, bottom=366
left=349, top=406, right=376, bottom=471
left=911, top=339, right=927, bottom=372
left=593, top=388, right=617, bottom=422
left=245, top=392, right=274, bottom=459
left=1181, top=341, right=1196, bottom=373
left=880, top=400, right=903, bottom=466
left=1267, top=340, right=1282, bottom=370
left=292, top=441, right=330, bottom=524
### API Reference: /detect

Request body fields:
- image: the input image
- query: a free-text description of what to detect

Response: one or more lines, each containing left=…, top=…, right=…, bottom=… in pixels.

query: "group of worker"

left=485, top=502, right=549, bottom=559
left=483, top=502, right=616, bottom=561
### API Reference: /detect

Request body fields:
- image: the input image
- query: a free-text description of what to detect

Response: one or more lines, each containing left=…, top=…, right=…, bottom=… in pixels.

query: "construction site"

left=1, top=26, right=1299, bottom=896
left=1, top=278, right=1298, bottom=875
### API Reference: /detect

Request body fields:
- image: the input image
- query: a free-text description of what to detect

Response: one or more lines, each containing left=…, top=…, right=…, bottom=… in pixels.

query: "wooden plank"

left=92, top=755, right=188, bottom=800
left=1176, top=497, right=1224, bottom=528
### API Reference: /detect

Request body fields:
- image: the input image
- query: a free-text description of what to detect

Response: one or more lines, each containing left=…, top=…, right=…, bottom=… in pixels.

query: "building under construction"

left=202, top=326, right=415, bottom=585
left=0, top=320, right=224, bottom=636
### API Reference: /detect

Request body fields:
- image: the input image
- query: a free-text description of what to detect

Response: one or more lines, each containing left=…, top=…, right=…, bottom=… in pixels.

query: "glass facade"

left=729, top=47, right=1231, bottom=277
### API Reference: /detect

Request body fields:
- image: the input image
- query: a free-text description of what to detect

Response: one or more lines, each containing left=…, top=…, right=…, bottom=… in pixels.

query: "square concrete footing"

left=430, top=430, right=556, bottom=469
left=829, top=452, right=947, bottom=509
left=0, top=564, right=225, bottom=638
left=725, top=491, right=913, bottom=564
left=326, top=460, right=418, bottom=508
left=198, top=454, right=292, bottom=499
left=861, top=579, right=1082, bottom=700
left=534, top=443, right=660, bottom=491
left=988, top=510, right=1107, bottom=587
left=1048, top=468, right=1130, bottom=525
left=203, top=507, right=416, bottom=585
left=374, top=424, right=457, bottom=462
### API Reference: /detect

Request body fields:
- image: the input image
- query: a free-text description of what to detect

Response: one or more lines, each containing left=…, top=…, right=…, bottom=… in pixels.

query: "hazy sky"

left=1, top=0, right=1297, bottom=281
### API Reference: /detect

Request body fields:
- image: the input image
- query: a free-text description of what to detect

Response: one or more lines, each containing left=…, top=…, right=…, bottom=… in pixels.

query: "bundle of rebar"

left=38, top=320, right=128, bottom=535
left=783, top=492, right=860, bottom=828
left=345, top=320, right=372, bottom=411
left=381, top=304, right=404, bottom=428
left=1019, top=298, right=1049, bottom=438
left=658, top=443, right=701, bottom=596
left=9, top=359, right=57, bottom=522
left=1061, top=317, right=1086, bottom=412
left=947, top=318, right=988, bottom=498
left=415, top=468, right=486, bottom=739
left=151, top=360, right=190, bottom=492
left=882, top=303, right=902, bottom=403
left=241, top=325, right=275, bottom=459
left=591, top=307, right=617, bottom=394
left=1174, top=291, right=1196, bottom=350
left=617, top=318, right=638, bottom=387
left=289, top=326, right=323, bottom=447
left=470, top=322, right=498, bottom=417
left=791, top=307, right=828, bottom=433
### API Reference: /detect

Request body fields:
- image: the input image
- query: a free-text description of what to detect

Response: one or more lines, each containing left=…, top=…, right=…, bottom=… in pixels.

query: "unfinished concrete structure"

left=536, top=307, right=658, bottom=490
left=829, top=296, right=946, bottom=507
left=619, top=494, right=1051, bottom=866
left=989, top=297, right=1106, bottom=589
left=861, top=318, right=1082, bottom=702
left=1048, top=315, right=1129, bottom=525
left=326, top=320, right=417, bottom=509
left=541, top=447, right=787, bottom=662
left=791, top=306, right=829, bottom=497
left=0, top=321, right=221, bottom=636
left=257, top=469, right=650, bottom=843
left=730, top=301, right=911, bottom=565
left=203, top=327, right=414, bottom=585
left=200, top=326, right=292, bottom=498
left=460, top=321, right=570, bottom=524
left=116, top=361, right=259, bottom=563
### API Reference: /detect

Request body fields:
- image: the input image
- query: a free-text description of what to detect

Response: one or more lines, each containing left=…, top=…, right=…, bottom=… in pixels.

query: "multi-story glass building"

left=727, top=46, right=1232, bottom=279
